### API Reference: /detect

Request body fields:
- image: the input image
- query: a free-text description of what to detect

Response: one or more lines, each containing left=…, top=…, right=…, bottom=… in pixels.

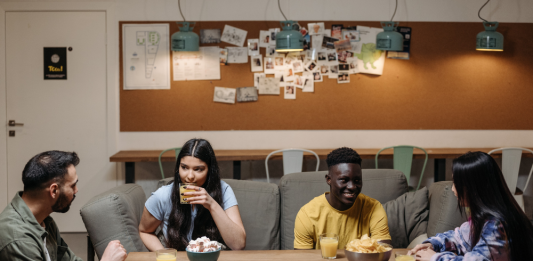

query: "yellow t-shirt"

left=294, top=192, right=391, bottom=249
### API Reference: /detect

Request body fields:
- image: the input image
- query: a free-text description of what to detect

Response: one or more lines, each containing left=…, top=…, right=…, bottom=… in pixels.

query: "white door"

left=6, top=11, right=115, bottom=232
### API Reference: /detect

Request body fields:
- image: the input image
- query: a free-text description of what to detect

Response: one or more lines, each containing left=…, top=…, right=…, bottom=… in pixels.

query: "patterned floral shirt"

left=423, top=219, right=509, bottom=261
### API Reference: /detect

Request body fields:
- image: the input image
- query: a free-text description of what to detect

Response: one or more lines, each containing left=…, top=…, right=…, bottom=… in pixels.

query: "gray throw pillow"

left=382, top=187, right=429, bottom=248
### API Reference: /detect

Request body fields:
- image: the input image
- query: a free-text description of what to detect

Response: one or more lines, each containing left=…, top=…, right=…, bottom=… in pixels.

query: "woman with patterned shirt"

left=408, top=151, right=533, bottom=261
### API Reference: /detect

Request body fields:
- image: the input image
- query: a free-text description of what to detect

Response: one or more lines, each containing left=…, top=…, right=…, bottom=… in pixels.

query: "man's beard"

left=52, top=190, right=75, bottom=213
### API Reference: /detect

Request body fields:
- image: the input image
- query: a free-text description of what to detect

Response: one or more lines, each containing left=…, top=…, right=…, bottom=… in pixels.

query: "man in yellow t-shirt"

left=294, top=147, right=392, bottom=249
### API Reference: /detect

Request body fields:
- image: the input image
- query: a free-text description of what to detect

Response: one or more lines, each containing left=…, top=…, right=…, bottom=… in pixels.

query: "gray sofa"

left=80, top=169, right=466, bottom=259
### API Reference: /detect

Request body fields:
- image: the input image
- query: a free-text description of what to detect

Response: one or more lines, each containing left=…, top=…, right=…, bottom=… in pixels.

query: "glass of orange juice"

left=395, top=252, right=416, bottom=261
left=156, top=248, right=177, bottom=261
left=319, top=233, right=339, bottom=259
left=179, top=182, right=197, bottom=204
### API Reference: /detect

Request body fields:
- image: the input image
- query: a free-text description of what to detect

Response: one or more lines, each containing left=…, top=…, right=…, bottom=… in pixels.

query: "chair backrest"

left=80, top=184, right=148, bottom=259
left=278, top=169, right=408, bottom=250
left=488, top=147, right=533, bottom=194
left=158, top=147, right=181, bottom=179
left=375, top=145, right=428, bottom=190
left=157, top=178, right=281, bottom=250
left=426, top=181, right=468, bottom=237
left=265, top=148, right=320, bottom=183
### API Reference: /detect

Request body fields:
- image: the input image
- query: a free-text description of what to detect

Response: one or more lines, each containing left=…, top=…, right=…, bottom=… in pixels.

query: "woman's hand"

left=408, top=243, right=433, bottom=255
left=414, top=248, right=436, bottom=261
left=183, top=185, right=216, bottom=210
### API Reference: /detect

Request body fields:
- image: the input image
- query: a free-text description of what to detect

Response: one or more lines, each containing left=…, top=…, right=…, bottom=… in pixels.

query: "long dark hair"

left=452, top=151, right=533, bottom=260
left=166, top=139, right=225, bottom=251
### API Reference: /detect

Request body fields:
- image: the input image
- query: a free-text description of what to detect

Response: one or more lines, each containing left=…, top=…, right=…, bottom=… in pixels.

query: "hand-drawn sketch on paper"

left=213, top=87, right=236, bottom=104
left=221, top=25, right=247, bottom=47
left=123, top=24, right=170, bottom=90
left=237, top=87, right=258, bottom=102
left=226, top=47, right=248, bottom=63
left=258, top=77, right=280, bottom=95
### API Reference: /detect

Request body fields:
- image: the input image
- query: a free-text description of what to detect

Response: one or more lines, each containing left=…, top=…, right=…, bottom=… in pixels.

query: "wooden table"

left=125, top=249, right=411, bottom=261
left=110, top=148, right=525, bottom=183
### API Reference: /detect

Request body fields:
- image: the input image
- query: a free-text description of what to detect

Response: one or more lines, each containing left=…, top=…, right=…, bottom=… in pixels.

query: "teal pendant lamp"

left=171, top=0, right=199, bottom=52
left=376, top=0, right=403, bottom=51
left=171, top=22, right=199, bottom=51
left=275, top=0, right=303, bottom=53
left=276, top=20, right=304, bottom=53
left=476, top=0, right=503, bottom=51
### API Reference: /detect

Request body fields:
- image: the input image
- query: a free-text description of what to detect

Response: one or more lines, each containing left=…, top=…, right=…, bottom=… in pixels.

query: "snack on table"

left=345, top=234, right=392, bottom=253
left=186, top=236, right=221, bottom=252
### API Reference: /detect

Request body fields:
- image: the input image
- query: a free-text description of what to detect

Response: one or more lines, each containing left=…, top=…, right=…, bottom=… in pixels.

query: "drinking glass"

left=156, top=248, right=177, bottom=261
left=179, top=182, right=197, bottom=204
left=319, top=233, right=339, bottom=259
left=395, top=252, right=416, bottom=261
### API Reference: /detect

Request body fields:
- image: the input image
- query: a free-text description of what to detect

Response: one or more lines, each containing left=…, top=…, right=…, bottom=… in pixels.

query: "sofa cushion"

left=157, top=178, right=280, bottom=250
left=427, top=181, right=467, bottom=237
left=383, top=187, right=429, bottom=248
left=80, top=184, right=148, bottom=258
left=279, top=169, right=408, bottom=249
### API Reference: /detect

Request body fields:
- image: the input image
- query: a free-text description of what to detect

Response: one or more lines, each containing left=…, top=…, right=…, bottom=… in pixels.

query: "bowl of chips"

left=344, top=234, right=392, bottom=261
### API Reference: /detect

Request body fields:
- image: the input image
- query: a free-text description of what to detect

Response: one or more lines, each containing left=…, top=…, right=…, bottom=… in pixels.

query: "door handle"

left=8, top=120, right=24, bottom=127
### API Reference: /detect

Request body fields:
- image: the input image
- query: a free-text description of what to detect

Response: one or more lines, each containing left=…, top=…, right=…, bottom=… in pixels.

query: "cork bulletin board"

left=119, top=21, right=533, bottom=131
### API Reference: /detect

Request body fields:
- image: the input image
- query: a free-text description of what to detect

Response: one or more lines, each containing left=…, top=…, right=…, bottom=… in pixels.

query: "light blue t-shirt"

left=145, top=180, right=238, bottom=241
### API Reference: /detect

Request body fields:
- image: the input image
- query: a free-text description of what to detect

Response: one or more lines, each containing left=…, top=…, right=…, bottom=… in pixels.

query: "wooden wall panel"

left=119, top=21, right=533, bottom=131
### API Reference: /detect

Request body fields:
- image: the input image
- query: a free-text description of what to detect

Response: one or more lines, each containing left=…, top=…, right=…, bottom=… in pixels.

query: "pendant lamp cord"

left=178, top=0, right=186, bottom=22
left=278, top=0, right=288, bottom=21
left=478, top=0, right=490, bottom=22
left=390, top=0, right=398, bottom=21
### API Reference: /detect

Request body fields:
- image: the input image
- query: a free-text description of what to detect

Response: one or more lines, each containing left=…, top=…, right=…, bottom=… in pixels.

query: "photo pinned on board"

left=219, top=48, right=228, bottom=65
left=331, top=24, right=343, bottom=39
left=293, top=75, right=304, bottom=89
left=308, top=22, right=325, bottom=35
left=200, top=29, right=221, bottom=44
left=327, top=50, right=337, bottom=63
left=302, top=75, right=314, bottom=93
left=317, top=51, right=327, bottom=62
left=313, top=72, right=323, bottom=82
left=337, top=72, right=350, bottom=84
left=329, top=65, right=339, bottom=78
left=284, top=85, right=296, bottom=99
left=342, top=30, right=360, bottom=42
left=247, top=39, right=259, bottom=56
left=269, top=28, right=280, bottom=46
left=259, top=30, right=271, bottom=48
left=251, top=55, right=263, bottom=72
left=320, top=64, right=329, bottom=74
left=264, top=56, right=275, bottom=74
left=306, top=61, right=318, bottom=72
left=266, top=46, right=276, bottom=56
left=284, top=67, right=295, bottom=82
left=274, top=56, right=284, bottom=67
left=339, top=63, right=350, bottom=72
left=334, top=39, right=352, bottom=53
left=337, top=51, right=348, bottom=63
left=292, top=60, right=304, bottom=73
left=322, top=36, right=339, bottom=49
left=347, top=57, right=359, bottom=74
left=254, top=73, right=266, bottom=87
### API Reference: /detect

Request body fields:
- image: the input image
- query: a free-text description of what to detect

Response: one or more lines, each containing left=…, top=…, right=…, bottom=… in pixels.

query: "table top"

left=125, top=249, right=411, bottom=261
left=109, top=148, right=525, bottom=162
